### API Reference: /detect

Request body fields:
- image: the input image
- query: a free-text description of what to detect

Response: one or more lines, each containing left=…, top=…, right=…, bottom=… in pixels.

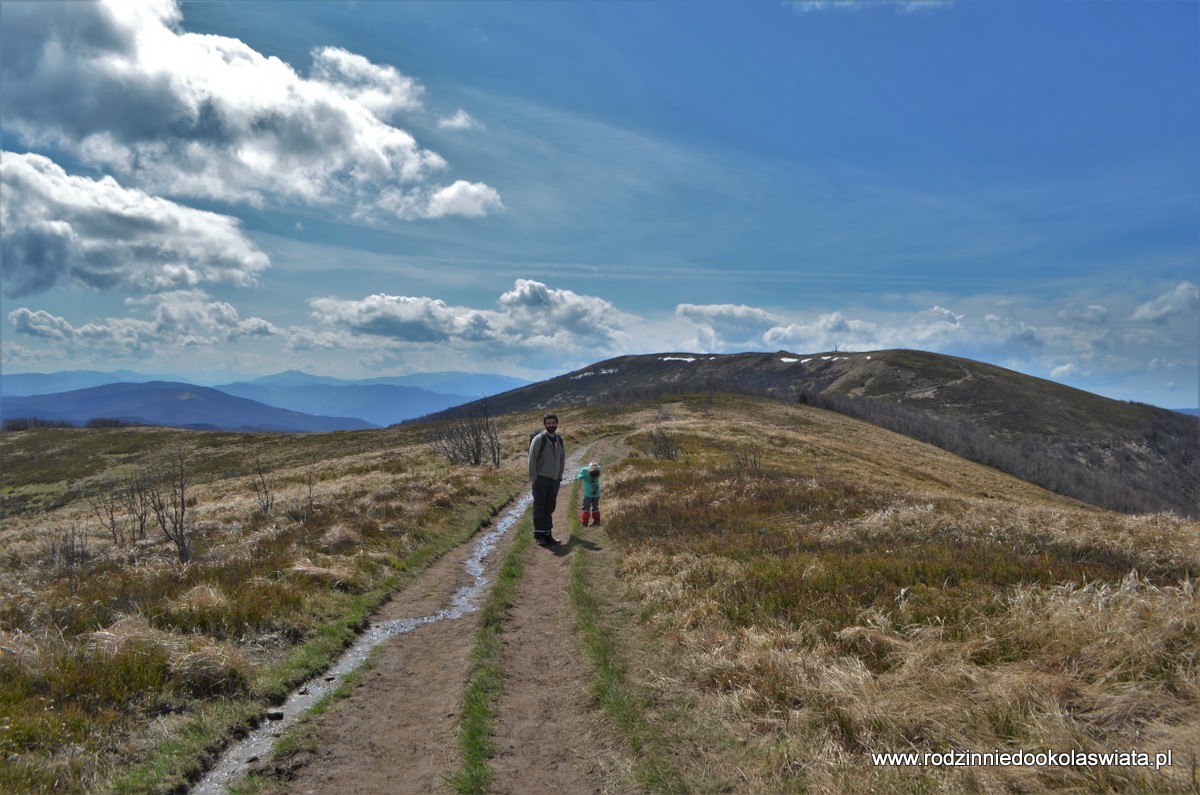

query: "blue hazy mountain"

left=1, top=370, right=531, bottom=429
left=240, top=370, right=530, bottom=395
left=0, top=382, right=376, bottom=433
left=0, top=369, right=188, bottom=396
left=216, top=370, right=529, bottom=426
left=214, top=382, right=469, bottom=427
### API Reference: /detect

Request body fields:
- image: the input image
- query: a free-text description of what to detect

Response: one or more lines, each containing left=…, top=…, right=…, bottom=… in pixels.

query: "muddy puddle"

left=191, top=491, right=534, bottom=794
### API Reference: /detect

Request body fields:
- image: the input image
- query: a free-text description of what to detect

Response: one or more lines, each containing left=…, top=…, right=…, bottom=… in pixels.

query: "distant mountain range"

left=0, top=382, right=375, bottom=433
left=0, top=369, right=530, bottom=433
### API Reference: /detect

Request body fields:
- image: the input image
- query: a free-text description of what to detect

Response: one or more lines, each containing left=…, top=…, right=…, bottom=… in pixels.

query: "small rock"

left=266, top=708, right=285, bottom=721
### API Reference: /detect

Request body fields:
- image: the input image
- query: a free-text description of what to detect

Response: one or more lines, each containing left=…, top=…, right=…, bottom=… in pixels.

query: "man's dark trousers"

left=532, top=475, right=560, bottom=536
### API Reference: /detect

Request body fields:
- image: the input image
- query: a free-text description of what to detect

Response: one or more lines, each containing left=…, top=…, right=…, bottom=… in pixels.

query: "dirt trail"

left=255, top=440, right=626, bottom=795
left=487, top=441, right=623, bottom=795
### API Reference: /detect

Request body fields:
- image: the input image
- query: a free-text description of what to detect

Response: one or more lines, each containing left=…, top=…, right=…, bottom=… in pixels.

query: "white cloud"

left=302, top=279, right=630, bottom=357
left=763, top=311, right=879, bottom=351
left=310, top=46, right=424, bottom=118
left=758, top=305, right=964, bottom=355
left=7, top=290, right=278, bottom=355
left=1129, top=281, right=1199, bottom=323
left=0, top=0, right=499, bottom=218
left=372, top=179, right=505, bottom=221
left=308, top=294, right=492, bottom=342
left=424, top=181, right=505, bottom=219
left=9, top=308, right=76, bottom=341
left=0, top=151, right=269, bottom=297
left=438, top=109, right=483, bottom=131
left=674, top=303, right=780, bottom=349
left=495, top=279, right=627, bottom=345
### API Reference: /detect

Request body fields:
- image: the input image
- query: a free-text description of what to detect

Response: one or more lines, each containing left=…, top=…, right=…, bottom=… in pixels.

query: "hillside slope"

left=423, top=349, right=1199, bottom=517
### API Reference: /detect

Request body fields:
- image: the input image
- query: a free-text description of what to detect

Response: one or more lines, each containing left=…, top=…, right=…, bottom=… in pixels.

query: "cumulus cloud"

left=763, top=311, right=880, bottom=351
left=310, top=46, right=424, bottom=117
left=674, top=303, right=780, bottom=349
left=308, top=294, right=492, bottom=342
left=7, top=290, right=278, bottom=354
left=302, top=279, right=629, bottom=357
left=438, top=109, right=483, bottom=130
left=424, top=181, right=505, bottom=219
left=753, top=305, right=965, bottom=353
left=0, top=0, right=499, bottom=217
left=496, top=279, right=625, bottom=345
left=0, top=151, right=270, bottom=297
left=373, top=179, right=505, bottom=220
left=1129, top=281, right=1199, bottom=323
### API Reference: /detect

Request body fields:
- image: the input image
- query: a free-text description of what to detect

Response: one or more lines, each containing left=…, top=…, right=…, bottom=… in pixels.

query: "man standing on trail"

left=529, top=412, right=566, bottom=546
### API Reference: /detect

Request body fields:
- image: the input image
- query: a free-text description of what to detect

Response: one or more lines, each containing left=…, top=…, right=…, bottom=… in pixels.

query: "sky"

left=1, top=0, right=1197, bottom=409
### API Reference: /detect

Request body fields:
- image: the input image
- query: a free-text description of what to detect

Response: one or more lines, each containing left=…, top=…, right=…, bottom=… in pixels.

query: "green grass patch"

left=449, top=512, right=533, bottom=795
left=102, top=698, right=263, bottom=795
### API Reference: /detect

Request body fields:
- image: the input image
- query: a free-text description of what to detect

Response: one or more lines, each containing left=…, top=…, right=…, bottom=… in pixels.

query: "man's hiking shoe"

left=535, top=533, right=560, bottom=546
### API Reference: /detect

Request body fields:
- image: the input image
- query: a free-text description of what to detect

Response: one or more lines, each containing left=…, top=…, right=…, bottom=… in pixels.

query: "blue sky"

left=1, top=0, right=1197, bottom=408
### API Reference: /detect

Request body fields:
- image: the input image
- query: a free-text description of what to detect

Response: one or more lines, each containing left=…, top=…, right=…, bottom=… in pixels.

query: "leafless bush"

left=252, top=454, right=274, bottom=515
left=148, top=449, right=194, bottom=563
left=427, top=400, right=501, bottom=466
left=90, top=484, right=126, bottom=547
left=46, top=523, right=91, bottom=594
left=644, top=428, right=682, bottom=460
left=123, top=473, right=152, bottom=541
left=730, top=441, right=763, bottom=470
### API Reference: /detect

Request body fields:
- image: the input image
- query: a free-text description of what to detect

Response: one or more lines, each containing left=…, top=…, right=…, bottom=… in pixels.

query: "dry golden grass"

left=2, top=395, right=1194, bottom=793
left=605, top=395, right=1199, bottom=793
left=0, top=412, right=560, bottom=794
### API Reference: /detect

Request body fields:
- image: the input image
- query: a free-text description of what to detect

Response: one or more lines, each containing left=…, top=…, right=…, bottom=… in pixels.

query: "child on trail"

left=577, top=461, right=601, bottom=526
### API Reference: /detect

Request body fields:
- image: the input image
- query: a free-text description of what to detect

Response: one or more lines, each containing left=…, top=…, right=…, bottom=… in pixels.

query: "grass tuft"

left=449, top=512, right=532, bottom=794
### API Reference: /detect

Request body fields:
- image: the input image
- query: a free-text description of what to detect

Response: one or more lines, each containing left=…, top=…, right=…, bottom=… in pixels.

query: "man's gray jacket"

left=528, top=431, right=565, bottom=482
